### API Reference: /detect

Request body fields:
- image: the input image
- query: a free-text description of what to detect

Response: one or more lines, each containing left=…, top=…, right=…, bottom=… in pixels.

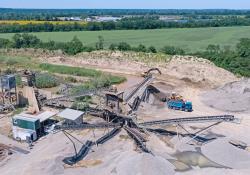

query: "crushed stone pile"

left=115, top=152, right=175, bottom=175
left=201, top=79, right=250, bottom=113
left=164, top=55, right=238, bottom=87
left=201, top=138, right=250, bottom=169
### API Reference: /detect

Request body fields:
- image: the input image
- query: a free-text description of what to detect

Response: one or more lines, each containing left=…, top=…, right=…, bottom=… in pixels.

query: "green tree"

left=206, top=44, right=220, bottom=54
left=109, top=43, right=117, bottom=51
left=161, top=46, right=185, bottom=55
left=22, top=33, right=41, bottom=47
left=12, top=34, right=23, bottom=48
left=0, top=38, right=11, bottom=48
left=236, top=38, right=250, bottom=57
left=147, top=46, right=157, bottom=53
left=134, top=44, right=147, bottom=52
left=117, top=42, right=131, bottom=51
left=96, top=35, right=104, bottom=50
left=64, top=36, right=84, bottom=55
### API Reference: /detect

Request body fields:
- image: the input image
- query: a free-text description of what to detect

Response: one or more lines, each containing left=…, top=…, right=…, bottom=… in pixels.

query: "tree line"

left=2, top=16, right=250, bottom=33
left=0, top=33, right=249, bottom=77
left=1, top=8, right=250, bottom=20
left=194, top=39, right=250, bottom=77
left=0, top=33, right=185, bottom=55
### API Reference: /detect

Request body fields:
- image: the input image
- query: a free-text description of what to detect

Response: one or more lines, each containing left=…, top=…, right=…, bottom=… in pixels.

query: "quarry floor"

left=0, top=53, right=250, bottom=175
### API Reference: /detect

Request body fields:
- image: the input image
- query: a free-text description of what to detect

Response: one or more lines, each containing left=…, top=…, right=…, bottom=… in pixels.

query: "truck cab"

left=184, top=101, right=193, bottom=112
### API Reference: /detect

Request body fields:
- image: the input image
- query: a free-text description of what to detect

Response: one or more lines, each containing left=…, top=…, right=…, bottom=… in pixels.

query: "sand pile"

left=115, top=152, right=175, bottom=175
left=164, top=56, right=238, bottom=87
left=28, top=50, right=239, bottom=88
left=201, top=79, right=250, bottom=112
left=202, top=138, right=250, bottom=169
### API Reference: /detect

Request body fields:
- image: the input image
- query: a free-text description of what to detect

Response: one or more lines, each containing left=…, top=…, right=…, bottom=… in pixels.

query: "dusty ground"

left=0, top=51, right=249, bottom=175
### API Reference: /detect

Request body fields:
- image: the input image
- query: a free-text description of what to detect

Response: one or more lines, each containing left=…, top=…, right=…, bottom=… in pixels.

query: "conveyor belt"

left=96, top=127, right=121, bottom=145
left=124, top=75, right=153, bottom=103
left=146, top=128, right=215, bottom=143
left=43, top=87, right=108, bottom=106
left=63, top=140, right=94, bottom=165
left=54, top=122, right=121, bottom=130
left=124, top=126, right=150, bottom=153
left=139, top=115, right=235, bottom=127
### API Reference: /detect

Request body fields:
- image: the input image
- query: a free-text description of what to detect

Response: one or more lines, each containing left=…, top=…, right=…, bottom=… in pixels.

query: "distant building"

left=68, top=17, right=82, bottom=21
left=58, top=17, right=82, bottom=21
left=84, top=17, right=93, bottom=22
left=95, top=16, right=122, bottom=22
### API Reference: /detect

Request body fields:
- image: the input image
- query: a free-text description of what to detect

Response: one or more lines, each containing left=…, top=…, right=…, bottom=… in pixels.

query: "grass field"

left=0, top=26, right=250, bottom=52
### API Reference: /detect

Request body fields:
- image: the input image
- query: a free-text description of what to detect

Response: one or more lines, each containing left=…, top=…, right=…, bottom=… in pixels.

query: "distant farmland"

left=0, top=26, right=250, bottom=52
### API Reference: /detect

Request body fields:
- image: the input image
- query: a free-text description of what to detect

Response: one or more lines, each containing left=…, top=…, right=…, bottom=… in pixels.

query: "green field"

left=1, top=26, right=250, bottom=52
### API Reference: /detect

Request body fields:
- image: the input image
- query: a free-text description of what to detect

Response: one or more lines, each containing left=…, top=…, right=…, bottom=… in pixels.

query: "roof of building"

left=13, top=114, right=39, bottom=122
left=57, top=108, right=84, bottom=121
left=14, top=111, right=57, bottom=122
left=36, top=111, right=57, bottom=122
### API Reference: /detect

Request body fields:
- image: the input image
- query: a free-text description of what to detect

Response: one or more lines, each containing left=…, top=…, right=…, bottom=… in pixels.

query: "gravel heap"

left=201, top=79, right=250, bottom=112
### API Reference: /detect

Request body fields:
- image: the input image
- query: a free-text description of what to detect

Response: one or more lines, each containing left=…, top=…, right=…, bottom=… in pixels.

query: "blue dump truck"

left=167, top=99, right=193, bottom=112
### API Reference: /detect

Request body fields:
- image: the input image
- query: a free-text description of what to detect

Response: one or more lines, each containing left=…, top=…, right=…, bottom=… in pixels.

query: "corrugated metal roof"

left=14, top=111, right=57, bottom=122
left=57, top=108, right=84, bottom=121
left=13, top=114, right=39, bottom=122
left=37, top=111, right=57, bottom=122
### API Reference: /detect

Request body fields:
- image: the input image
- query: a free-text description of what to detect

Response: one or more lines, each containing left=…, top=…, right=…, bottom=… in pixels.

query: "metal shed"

left=12, top=115, right=40, bottom=131
left=0, top=74, right=16, bottom=90
left=57, top=108, right=84, bottom=125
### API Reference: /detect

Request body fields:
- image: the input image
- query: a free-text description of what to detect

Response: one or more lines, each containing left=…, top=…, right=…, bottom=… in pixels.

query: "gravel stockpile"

left=116, top=153, right=175, bottom=175
left=201, top=138, right=250, bottom=169
left=201, top=79, right=250, bottom=112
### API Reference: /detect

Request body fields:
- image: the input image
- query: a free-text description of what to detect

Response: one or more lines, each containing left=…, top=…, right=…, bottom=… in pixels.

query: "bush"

left=35, top=73, right=59, bottom=88
left=71, top=96, right=92, bottom=111
left=64, top=76, right=77, bottom=83
left=133, top=44, right=147, bottom=52
left=0, top=38, right=12, bottom=48
left=70, top=74, right=126, bottom=95
left=148, top=46, right=157, bottom=53
left=15, top=75, right=22, bottom=86
left=109, top=43, right=117, bottom=51
left=161, top=45, right=185, bottom=55
left=117, top=42, right=131, bottom=51
left=83, top=46, right=95, bottom=52
left=95, top=35, right=104, bottom=50
left=39, top=63, right=102, bottom=77
left=12, top=33, right=41, bottom=48
left=63, top=36, right=84, bottom=55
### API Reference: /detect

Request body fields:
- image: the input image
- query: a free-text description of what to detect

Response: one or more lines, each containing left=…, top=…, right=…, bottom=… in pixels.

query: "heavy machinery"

left=166, top=93, right=193, bottom=112
left=167, top=99, right=192, bottom=112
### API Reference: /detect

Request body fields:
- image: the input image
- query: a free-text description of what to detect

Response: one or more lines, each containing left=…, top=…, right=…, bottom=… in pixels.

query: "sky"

left=0, top=0, right=249, bottom=9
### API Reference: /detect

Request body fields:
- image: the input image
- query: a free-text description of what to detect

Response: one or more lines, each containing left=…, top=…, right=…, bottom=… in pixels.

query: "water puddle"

left=169, top=150, right=230, bottom=172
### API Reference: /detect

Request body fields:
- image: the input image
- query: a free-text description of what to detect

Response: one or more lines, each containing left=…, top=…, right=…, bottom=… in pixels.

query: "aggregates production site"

left=0, top=52, right=249, bottom=175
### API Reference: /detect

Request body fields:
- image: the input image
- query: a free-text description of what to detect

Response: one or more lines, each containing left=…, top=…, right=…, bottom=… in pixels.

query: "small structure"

left=12, top=111, right=57, bottom=141
left=12, top=115, right=40, bottom=141
left=57, top=108, right=84, bottom=125
left=105, top=92, right=124, bottom=113
left=0, top=74, right=17, bottom=104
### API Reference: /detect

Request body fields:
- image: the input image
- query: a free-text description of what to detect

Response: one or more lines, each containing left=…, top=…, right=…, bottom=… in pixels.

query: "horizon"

left=1, top=8, right=250, bottom=10
left=1, top=0, right=250, bottom=10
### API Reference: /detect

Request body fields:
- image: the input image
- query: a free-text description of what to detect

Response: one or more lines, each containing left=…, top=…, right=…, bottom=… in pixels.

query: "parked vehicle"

left=167, top=99, right=193, bottom=112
